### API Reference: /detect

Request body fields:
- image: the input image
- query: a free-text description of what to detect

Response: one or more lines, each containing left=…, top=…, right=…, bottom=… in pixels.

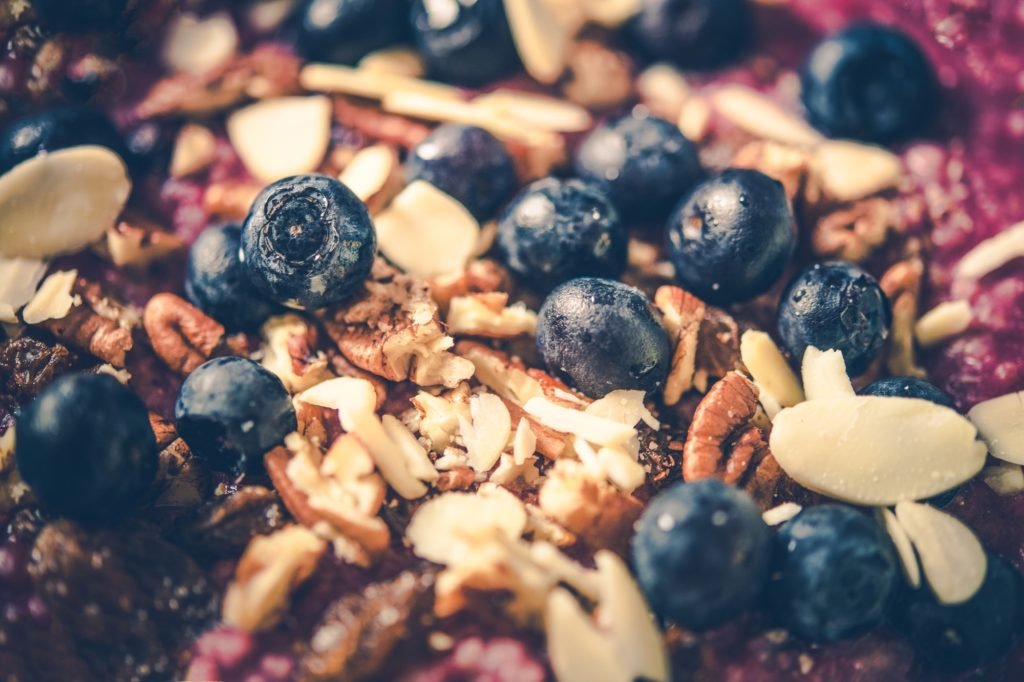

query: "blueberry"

left=575, top=112, right=702, bottom=224
left=0, top=106, right=125, bottom=173
left=861, top=376, right=954, bottom=409
left=901, top=553, right=1021, bottom=671
left=296, top=0, right=410, bottom=65
left=770, top=504, right=899, bottom=642
left=777, top=262, right=891, bottom=376
left=241, top=174, right=376, bottom=309
left=186, top=225, right=278, bottom=330
left=666, top=169, right=796, bottom=305
left=175, top=357, right=296, bottom=474
left=536, top=277, right=671, bottom=398
left=410, top=0, right=520, bottom=86
left=32, top=0, right=126, bottom=30
left=632, top=480, right=772, bottom=629
left=406, top=124, right=517, bottom=221
left=498, top=179, right=628, bottom=291
left=630, top=0, right=751, bottom=70
left=15, top=373, right=157, bottom=520
left=801, top=23, right=937, bottom=144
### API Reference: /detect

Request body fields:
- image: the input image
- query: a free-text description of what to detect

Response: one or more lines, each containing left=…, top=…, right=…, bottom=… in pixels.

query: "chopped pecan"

left=103, top=213, right=185, bottom=268
left=562, top=39, right=634, bottom=111
left=694, top=306, right=742, bottom=391
left=0, top=336, right=74, bottom=400
left=428, top=259, right=510, bottom=313
left=173, top=486, right=286, bottom=560
left=143, top=293, right=225, bottom=375
left=260, top=314, right=334, bottom=393
left=655, top=286, right=706, bottom=405
left=880, top=256, right=926, bottom=377
left=731, top=140, right=810, bottom=201
left=333, top=97, right=432, bottom=149
left=811, top=198, right=895, bottom=262
left=682, top=371, right=769, bottom=476
left=40, top=279, right=134, bottom=367
left=327, top=350, right=388, bottom=410
left=203, top=179, right=263, bottom=220
left=436, top=466, right=477, bottom=491
left=151, top=437, right=209, bottom=525
left=148, top=413, right=179, bottom=450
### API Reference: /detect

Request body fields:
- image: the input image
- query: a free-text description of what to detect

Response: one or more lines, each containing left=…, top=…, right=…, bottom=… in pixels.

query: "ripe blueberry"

left=296, top=0, right=410, bottom=65
left=0, top=106, right=125, bottom=173
left=410, top=0, right=519, bottom=86
left=186, top=225, right=277, bottom=330
left=861, top=376, right=954, bottom=409
left=630, top=0, right=751, bottom=70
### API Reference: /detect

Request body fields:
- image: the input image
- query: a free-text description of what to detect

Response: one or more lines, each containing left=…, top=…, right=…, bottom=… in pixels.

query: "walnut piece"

left=446, top=292, right=537, bottom=338
left=39, top=278, right=134, bottom=367
left=811, top=198, right=895, bottom=262
left=880, top=256, right=926, bottom=378
left=143, top=293, right=225, bottom=375
left=427, top=258, right=509, bottom=312
left=654, top=286, right=706, bottom=405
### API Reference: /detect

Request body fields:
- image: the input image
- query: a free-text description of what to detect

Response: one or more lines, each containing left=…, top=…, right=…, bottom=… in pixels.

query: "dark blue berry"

left=666, top=169, right=796, bottom=305
left=296, top=0, right=410, bottom=65
left=241, top=174, right=376, bottom=309
left=536, top=277, right=671, bottom=398
left=32, top=0, right=126, bottom=30
left=405, top=124, right=517, bottom=221
left=770, top=505, right=899, bottom=642
left=861, top=376, right=954, bottom=408
left=175, top=357, right=296, bottom=474
left=630, top=0, right=751, bottom=70
left=574, top=112, right=702, bottom=224
left=410, top=0, right=519, bottom=86
left=498, top=178, right=628, bottom=291
left=0, top=106, right=125, bottom=173
left=801, top=22, right=937, bottom=145
left=632, top=480, right=772, bottom=630
left=186, top=225, right=278, bottom=330
left=901, top=553, right=1021, bottom=671
left=15, top=373, right=157, bottom=520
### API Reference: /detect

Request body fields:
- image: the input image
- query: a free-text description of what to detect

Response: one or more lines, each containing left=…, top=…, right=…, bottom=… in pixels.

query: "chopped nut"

left=337, top=144, right=404, bottom=214
left=144, top=293, right=225, bottom=375
left=562, top=39, right=633, bottom=110
left=812, top=198, right=895, bottom=262
left=654, top=286, right=706, bottom=405
left=879, top=257, right=925, bottom=377
left=227, top=95, right=332, bottom=183
left=731, top=140, right=809, bottom=200
left=302, top=63, right=460, bottom=101
left=677, top=95, right=712, bottom=142
left=968, top=391, right=1024, bottom=465
left=877, top=507, right=921, bottom=588
left=104, top=212, right=185, bottom=267
left=981, top=462, right=1024, bottom=495
left=358, top=47, right=427, bottom=77
left=710, top=85, right=823, bottom=147
left=170, top=123, right=217, bottom=177
left=504, top=0, right=576, bottom=84
left=953, top=220, right=1024, bottom=281
left=694, top=306, right=742, bottom=390
left=915, top=299, right=972, bottom=347
left=460, top=392, right=513, bottom=472
left=21, top=269, right=79, bottom=325
left=637, top=63, right=691, bottom=121
left=332, top=97, right=432, bottom=149
left=0, top=256, right=48, bottom=323
left=472, top=89, right=592, bottom=133
left=204, top=179, right=263, bottom=220
left=740, top=330, right=804, bottom=408
left=173, top=486, right=286, bottom=559
left=428, top=259, right=509, bottom=312
left=446, top=292, right=537, bottom=338
left=260, top=314, right=334, bottom=393
left=801, top=346, right=855, bottom=400
left=40, top=278, right=134, bottom=367
left=162, top=11, right=238, bottom=75
left=811, top=140, right=902, bottom=203
left=436, top=466, right=478, bottom=491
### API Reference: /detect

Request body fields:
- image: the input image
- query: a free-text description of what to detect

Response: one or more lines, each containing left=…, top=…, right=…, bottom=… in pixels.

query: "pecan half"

left=811, top=198, right=895, bottom=262
left=0, top=336, right=74, bottom=400
left=40, top=279, right=134, bottom=367
left=562, top=39, right=633, bottom=111
left=333, top=97, right=432, bottom=149
left=880, top=255, right=926, bottom=377
left=655, top=286, right=706, bottom=405
left=143, top=293, right=225, bottom=375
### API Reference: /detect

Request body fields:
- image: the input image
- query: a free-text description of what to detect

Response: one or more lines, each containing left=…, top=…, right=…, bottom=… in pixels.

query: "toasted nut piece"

left=39, top=278, right=134, bottom=367
left=562, top=39, right=633, bottom=110
left=740, top=330, right=804, bottom=407
left=332, top=97, right=432, bottom=149
left=21, top=270, right=79, bottom=325
left=812, top=198, right=895, bottom=262
left=811, top=140, right=902, bottom=203
left=953, top=220, right=1024, bottom=281
left=880, top=257, right=925, bottom=377
left=968, top=391, right=1024, bottom=465
left=637, top=63, right=691, bottom=121
left=104, top=213, right=185, bottom=267
left=915, top=300, right=972, bottom=347
left=447, top=292, right=537, bottom=338
left=654, top=286, right=706, bottom=405
left=731, top=140, right=810, bottom=201
left=170, top=123, right=217, bottom=177
left=504, top=0, right=576, bottom=85
left=204, top=179, right=263, bottom=220
left=428, top=259, right=509, bottom=312
left=710, top=85, right=823, bottom=147
left=163, top=11, right=239, bottom=75
left=227, top=96, right=332, bottom=183
left=337, top=144, right=404, bottom=214
left=143, top=293, right=225, bottom=375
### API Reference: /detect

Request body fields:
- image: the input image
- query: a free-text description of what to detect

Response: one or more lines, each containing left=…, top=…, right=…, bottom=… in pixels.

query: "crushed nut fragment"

left=39, top=278, right=134, bottom=367
left=811, top=198, right=895, bottom=262
left=879, top=256, right=925, bottom=377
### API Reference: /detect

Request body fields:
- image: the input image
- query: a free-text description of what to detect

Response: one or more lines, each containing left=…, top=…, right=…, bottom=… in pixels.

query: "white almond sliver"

left=406, top=491, right=527, bottom=564
left=800, top=346, right=855, bottom=400
left=877, top=507, right=921, bottom=588
left=953, top=221, right=1024, bottom=280
left=741, top=330, right=804, bottom=407
left=596, top=446, right=646, bottom=493
left=894, top=501, right=986, bottom=604
left=594, top=551, right=669, bottom=682
left=472, top=90, right=592, bottom=133
left=545, top=588, right=634, bottom=682
left=982, top=462, right=1024, bottom=495
left=637, top=63, right=692, bottom=121
left=227, top=96, right=332, bottom=183
left=163, top=12, right=238, bottom=75
left=461, top=393, right=512, bottom=472
left=381, top=414, right=439, bottom=483
left=375, top=181, right=480, bottom=277
left=762, top=502, right=802, bottom=527
left=170, top=123, right=217, bottom=178
left=585, top=389, right=660, bottom=430
left=524, top=397, right=637, bottom=447
left=513, top=419, right=537, bottom=466
left=968, top=391, right=1024, bottom=464
left=770, top=396, right=987, bottom=505
left=811, top=140, right=902, bottom=202
left=0, top=146, right=131, bottom=259
left=338, top=144, right=402, bottom=212
left=915, top=300, right=972, bottom=347
left=358, top=47, right=426, bottom=77
left=22, top=269, right=79, bottom=324
left=299, top=376, right=377, bottom=416
left=0, top=257, right=48, bottom=323
left=583, top=0, right=644, bottom=27
left=299, top=63, right=461, bottom=101
left=504, top=0, right=574, bottom=85
left=710, top=85, right=824, bottom=147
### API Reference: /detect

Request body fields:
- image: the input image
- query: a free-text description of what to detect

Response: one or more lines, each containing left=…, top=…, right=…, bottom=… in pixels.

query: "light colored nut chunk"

left=227, top=96, right=332, bottom=182
left=811, top=140, right=902, bottom=202
left=915, top=300, right=972, bottom=347
left=953, top=220, right=1024, bottom=281
left=710, top=85, right=823, bottom=147
left=446, top=293, right=537, bottom=338
left=741, top=330, right=804, bottom=407
left=877, top=507, right=921, bottom=588
left=800, top=346, right=855, bottom=400
left=21, top=270, right=79, bottom=324
left=894, top=501, right=986, bottom=604
left=968, top=391, right=1024, bottom=464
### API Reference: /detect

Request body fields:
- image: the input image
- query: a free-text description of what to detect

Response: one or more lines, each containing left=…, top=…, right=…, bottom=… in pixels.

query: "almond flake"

left=525, top=397, right=636, bottom=447
left=877, top=507, right=921, bottom=588
left=953, top=221, right=1024, bottom=281
left=22, top=269, right=79, bottom=324
left=227, top=96, right=332, bottom=183
left=0, top=146, right=131, bottom=259
left=710, top=85, right=824, bottom=147
left=981, top=462, right=1024, bottom=495
left=163, top=12, right=238, bottom=75
left=357, top=47, right=426, bottom=77
left=170, top=123, right=217, bottom=177
left=381, top=414, right=440, bottom=483
left=337, top=144, right=403, bottom=213
left=770, top=396, right=986, bottom=505
left=458, top=342, right=543, bottom=405
left=587, top=441, right=646, bottom=493
left=260, top=314, right=334, bottom=393
left=678, top=95, right=712, bottom=142
left=585, top=389, right=660, bottom=431
left=546, top=588, right=634, bottom=682
left=299, top=63, right=461, bottom=101
left=406, top=491, right=527, bottom=565
left=637, top=63, right=692, bottom=121
left=446, top=293, right=537, bottom=337
left=762, top=502, right=802, bottom=527
left=504, top=0, right=575, bottom=85
left=513, top=418, right=537, bottom=465
left=0, top=257, right=47, bottom=323
left=460, top=393, right=513, bottom=472
left=915, top=300, right=972, bottom=347
left=472, top=90, right=592, bottom=133
left=800, top=346, right=854, bottom=400
left=375, top=181, right=480, bottom=277
left=894, top=501, right=986, bottom=604
left=740, top=330, right=804, bottom=407
left=967, top=391, right=1024, bottom=464
left=583, top=0, right=643, bottom=27
left=811, top=140, right=902, bottom=202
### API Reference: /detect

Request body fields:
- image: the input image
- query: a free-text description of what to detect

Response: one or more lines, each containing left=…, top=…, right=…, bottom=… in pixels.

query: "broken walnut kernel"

left=811, top=197, right=895, bottom=262
left=654, top=285, right=706, bottom=406
left=143, top=293, right=225, bottom=375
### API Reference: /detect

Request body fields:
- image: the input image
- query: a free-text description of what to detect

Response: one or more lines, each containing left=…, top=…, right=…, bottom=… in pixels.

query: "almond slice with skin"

left=524, top=396, right=637, bottom=447
left=800, top=346, right=855, bottom=400
left=546, top=588, right=634, bottom=682
left=163, top=11, right=238, bottom=75
left=227, top=96, right=332, bottom=183
left=0, top=146, right=131, bottom=259
left=472, top=90, right=592, bottom=133
left=968, top=391, right=1024, bottom=465
left=877, top=507, right=921, bottom=589
left=504, top=0, right=576, bottom=85
left=459, top=393, right=512, bottom=472
left=894, top=501, right=986, bottom=604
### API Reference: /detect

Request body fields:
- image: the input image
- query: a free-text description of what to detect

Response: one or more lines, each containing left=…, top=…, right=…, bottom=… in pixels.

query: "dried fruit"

left=0, top=336, right=74, bottom=400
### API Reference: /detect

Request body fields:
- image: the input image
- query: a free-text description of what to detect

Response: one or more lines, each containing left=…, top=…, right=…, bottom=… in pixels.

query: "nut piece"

left=104, top=214, right=185, bottom=267
left=812, top=198, right=895, bottom=262
left=162, top=11, right=238, bottom=75
left=740, top=330, right=804, bottom=408
left=893, top=501, right=986, bottom=604
left=332, top=97, right=432, bottom=149
left=504, top=0, right=576, bottom=85
left=953, top=220, right=1024, bottom=281
left=731, top=140, right=810, bottom=201
left=337, top=144, right=404, bottom=214
left=260, top=314, right=334, bottom=393
left=562, top=39, right=634, bottom=110
left=227, top=95, right=332, bottom=183
left=428, top=258, right=508, bottom=312
left=710, top=85, right=823, bottom=147
left=811, top=140, right=902, bottom=203
left=446, top=292, right=537, bottom=338
left=915, top=299, right=972, bottom=347
left=801, top=346, right=855, bottom=400
left=968, top=391, right=1024, bottom=465
left=21, top=269, right=80, bottom=324
left=654, top=286, right=706, bottom=405
left=143, top=293, right=225, bottom=375
left=0, top=257, right=48, bottom=323
left=40, top=278, right=134, bottom=367
left=879, top=256, right=925, bottom=377
left=170, top=123, right=217, bottom=177
left=204, top=179, right=264, bottom=220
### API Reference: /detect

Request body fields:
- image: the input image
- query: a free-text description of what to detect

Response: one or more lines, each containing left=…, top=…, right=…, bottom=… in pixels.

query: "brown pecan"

left=655, top=286, right=707, bottom=405
left=39, top=279, right=134, bottom=367
left=265, top=445, right=321, bottom=528
left=0, top=336, right=74, bottom=400
left=204, top=179, right=263, bottom=220
left=173, top=486, right=286, bottom=560
left=436, top=466, right=477, bottom=492
left=428, top=258, right=509, bottom=313
left=694, top=306, right=742, bottom=391
left=333, top=97, right=431, bottom=149
left=104, top=213, right=185, bottom=268
left=880, top=255, right=925, bottom=377
left=562, top=39, right=633, bottom=111
left=148, top=413, right=179, bottom=450
left=731, top=140, right=810, bottom=201
left=143, top=293, right=225, bottom=375
left=811, top=198, right=895, bottom=262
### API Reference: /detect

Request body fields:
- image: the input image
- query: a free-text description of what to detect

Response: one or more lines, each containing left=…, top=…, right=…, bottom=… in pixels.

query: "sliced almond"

left=811, top=140, right=902, bottom=203
left=967, top=391, right=1024, bottom=464
left=358, top=47, right=426, bottom=77
left=741, top=330, right=804, bottom=407
left=459, top=393, right=512, bottom=472
left=953, top=221, right=1024, bottom=281
left=525, top=397, right=637, bottom=447
left=381, top=414, right=440, bottom=483
left=915, top=300, right=972, bottom=347
left=21, top=269, right=79, bottom=324
left=513, top=419, right=537, bottom=465
left=585, top=389, right=659, bottom=431
left=300, top=63, right=461, bottom=101
left=0, top=146, right=131, bottom=259
left=677, top=95, right=713, bottom=142
left=583, top=0, right=643, bottom=27
left=458, top=343, right=544, bottom=405
left=406, top=491, right=527, bottom=564
left=800, top=346, right=855, bottom=400
left=504, top=0, right=575, bottom=85
left=894, top=501, right=986, bottom=604
left=770, top=396, right=986, bottom=505
left=170, top=123, right=217, bottom=178
left=594, top=444, right=646, bottom=493
left=981, top=462, right=1024, bottom=495
left=227, top=96, right=332, bottom=183
left=0, top=257, right=47, bottom=323
left=446, top=294, right=537, bottom=338
left=710, top=85, right=824, bottom=147
left=877, top=507, right=921, bottom=588
left=637, top=63, right=692, bottom=121
left=546, top=588, right=634, bottom=682
left=337, top=144, right=403, bottom=213
left=162, top=11, right=238, bottom=75
left=762, top=502, right=802, bottom=527
left=472, top=90, right=592, bottom=133
left=375, top=180, right=480, bottom=277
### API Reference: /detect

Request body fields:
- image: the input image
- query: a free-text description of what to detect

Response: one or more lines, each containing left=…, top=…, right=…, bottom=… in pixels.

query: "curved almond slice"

left=894, top=501, right=986, bottom=604
left=0, top=257, right=48, bottom=323
left=915, top=299, right=972, bottom=347
left=473, top=90, right=592, bottom=133
left=584, top=0, right=643, bottom=27
left=300, top=63, right=460, bottom=101
left=227, top=96, right=332, bottom=183
left=0, top=146, right=131, bottom=259
left=968, top=391, right=1024, bottom=464
left=525, top=396, right=636, bottom=447
left=769, top=396, right=987, bottom=505
left=504, top=0, right=574, bottom=85
left=462, top=393, right=513, bottom=472
left=358, top=47, right=426, bottom=77
left=22, top=269, right=78, bottom=324
left=801, top=346, right=854, bottom=400
left=545, top=588, right=634, bottom=682
left=741, top=330, right=804, bottom=407
left=762, top=502, right=802, bottom=527
left=982, top=462, right=1024, bottom=495
left=338, top=144, right=403, bottom=213
left=953, top=221, right=1024, bottom=280
left=407, top=491, right=527, bottom=564
left=710, top=85, right=824, bottom=147
left=586, top=389, right=659, bottom=430
left=163, top=11, right=238, bottom=75
left=812, top=140, right=902, bottom=202
left=381, top=414, right=439, bottom=482
left=375, top=180, right=480, bottom=277
left=877, top=507, right=921, bottom=588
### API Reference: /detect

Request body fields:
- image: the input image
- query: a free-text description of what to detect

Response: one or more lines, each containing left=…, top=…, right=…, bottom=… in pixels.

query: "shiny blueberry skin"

left=0, top=106, right=124, bottom=173
left=15, top=373, right=157, bottom=520
left=861, top=376, right=954, bottom=408
left=32, top=0, right=126, bottom=30
left=575, top=112, right=702, bottom=224
left=632, top=480, right=772, bottom=630
left=410, top=0, right=519, bottom=86
left=186, top=225, right=277, bottom=330
left=537, top=278, right=671, bottom=398
left=778, top=262, right=891, bottom=376
left=297, top=0, right=409, bottom=65
left=667, top=169, right=796, bottom=305
left=630, top=0, right=751, bottom=70
left=900, top=553, right=1021, bottom=671
left=498, top=179, right=628, bottom=291
left=801, top=23, right=937, bottom=145
left=241, top=174, right=376, bottom=310
left=770, top=505, right=899, bottom=642
left=406, top=124, right=517, bottom=221
left=175, top=357, right=296, bottom=474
